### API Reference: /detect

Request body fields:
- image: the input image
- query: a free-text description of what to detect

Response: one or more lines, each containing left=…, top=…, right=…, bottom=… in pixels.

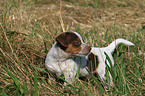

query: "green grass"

left=0, top=0, right=145, bottom=95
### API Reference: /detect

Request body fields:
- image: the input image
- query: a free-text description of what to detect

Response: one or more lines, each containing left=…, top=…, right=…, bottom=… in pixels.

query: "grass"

left=0, top=0, right=145, bottom=95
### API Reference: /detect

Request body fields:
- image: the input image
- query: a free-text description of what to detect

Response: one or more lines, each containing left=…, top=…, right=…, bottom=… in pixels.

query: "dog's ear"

left=56, top=33, right=68, bottom=47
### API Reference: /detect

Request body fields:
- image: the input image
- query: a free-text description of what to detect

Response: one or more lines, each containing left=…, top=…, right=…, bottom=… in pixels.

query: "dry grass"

left=0, top=0, right=145, bottom=95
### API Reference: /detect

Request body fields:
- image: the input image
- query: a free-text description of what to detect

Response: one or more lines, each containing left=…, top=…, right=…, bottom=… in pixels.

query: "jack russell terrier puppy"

left=45, top=31, right=134, bottom=86
left=45, top=31, right=91, bottom=84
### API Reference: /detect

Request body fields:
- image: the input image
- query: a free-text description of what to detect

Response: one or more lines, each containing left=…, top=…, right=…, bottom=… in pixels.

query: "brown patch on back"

left=87, top=53, right=99, bottom=73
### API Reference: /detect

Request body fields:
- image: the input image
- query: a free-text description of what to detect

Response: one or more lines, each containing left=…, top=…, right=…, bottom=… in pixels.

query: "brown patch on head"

left=87, top=53, right=99, bottom=73
left=65, top=44, right=81, bottom=54
left=56, top=32, right=82, bottom=53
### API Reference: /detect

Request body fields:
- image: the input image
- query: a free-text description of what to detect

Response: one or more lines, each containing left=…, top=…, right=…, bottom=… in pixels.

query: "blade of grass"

left=4, top=66, right=23, bottom=94
left=104, top=52, right=114, bottom=79
left=1, top=87, right=8, bottom=96
left=85, top=68, right=105, bottom=93
left=76, top=58, right=81, bottom=80
left=104, top=52, right=113, bottom=69
left=126, top=82, right=132, bottom=95
left=59, top=0, right=65, bottom=32
left=83, top=0, right=87, bottom=7
left=43, top=40, right=48, bottom=54
left=34, top=70, right=38, bottom=96
left=23, top=80, right=29, bottom=96
left=29, top=74, right=33, bottom=95
left=105, top=29, right=109, bottom=44
left=128, top=69, right=142, bottom=84
left=85, top=87, right=93, bottom=96
left=34, top=0, right=38, bottom=5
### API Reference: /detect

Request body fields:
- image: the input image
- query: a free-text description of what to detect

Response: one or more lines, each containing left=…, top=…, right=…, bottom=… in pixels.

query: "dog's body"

left=45, top=31, right=134, bottom=85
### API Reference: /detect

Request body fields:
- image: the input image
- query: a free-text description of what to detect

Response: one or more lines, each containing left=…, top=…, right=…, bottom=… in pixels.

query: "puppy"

left=79, top=38, right=134, bottom=86
left=45, top=31, right=134, bottom=86
left=45, top=31, right=91, bottom=84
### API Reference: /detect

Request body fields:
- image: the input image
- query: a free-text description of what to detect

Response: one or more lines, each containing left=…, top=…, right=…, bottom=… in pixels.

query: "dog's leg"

left=63, top=70, right=76, bottom=85
left=97, top=66, right=106, bottom=83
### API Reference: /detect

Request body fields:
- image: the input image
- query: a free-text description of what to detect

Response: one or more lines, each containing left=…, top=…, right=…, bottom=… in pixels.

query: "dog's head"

left=56, top=31, right=91, bottom=56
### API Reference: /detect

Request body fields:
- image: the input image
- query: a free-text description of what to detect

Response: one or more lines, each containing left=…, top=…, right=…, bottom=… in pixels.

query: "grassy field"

left=0, top=0, right=145, bottom=95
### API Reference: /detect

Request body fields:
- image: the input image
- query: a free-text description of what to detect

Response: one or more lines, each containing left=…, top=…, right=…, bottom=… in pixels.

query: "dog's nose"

left=81, top=44, right=91, bottom=54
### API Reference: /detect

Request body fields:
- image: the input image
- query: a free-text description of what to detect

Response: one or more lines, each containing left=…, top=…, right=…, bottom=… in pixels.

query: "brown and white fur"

left=45, top=31, right=91, bottom=84
left=45, top=31, right=134, bottom=86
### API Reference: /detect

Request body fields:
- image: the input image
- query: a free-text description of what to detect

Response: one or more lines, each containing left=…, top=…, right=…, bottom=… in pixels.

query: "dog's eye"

left=73, top=41, right=81, bottom=46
